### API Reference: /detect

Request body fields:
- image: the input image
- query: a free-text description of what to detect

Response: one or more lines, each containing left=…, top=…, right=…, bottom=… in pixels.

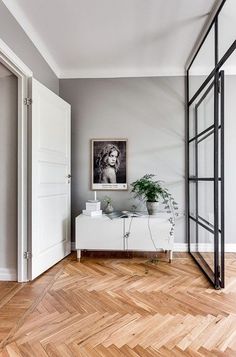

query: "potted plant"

left=130, top=174, right=178, bottom=215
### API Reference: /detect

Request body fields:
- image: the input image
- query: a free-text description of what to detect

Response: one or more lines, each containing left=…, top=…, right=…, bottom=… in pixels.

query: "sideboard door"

left=76, top=215, right=124, bottom=251
left=125, top=217, right=173, bottom=251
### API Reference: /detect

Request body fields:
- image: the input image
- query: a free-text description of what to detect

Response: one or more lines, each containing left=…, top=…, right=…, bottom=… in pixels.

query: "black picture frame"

left=91, top=139, right=128, bottom=191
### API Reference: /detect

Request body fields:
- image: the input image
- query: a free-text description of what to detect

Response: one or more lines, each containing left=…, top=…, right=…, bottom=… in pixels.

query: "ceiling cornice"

left=2, top=0, right=60, bottom=77
left=59, top=68, right=186, bottom=79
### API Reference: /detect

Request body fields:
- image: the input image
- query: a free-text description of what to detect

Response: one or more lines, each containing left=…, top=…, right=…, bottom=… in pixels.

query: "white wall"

left=0, top=66, right=17, bottom=280
left=60, top=77, right=185, bottom=243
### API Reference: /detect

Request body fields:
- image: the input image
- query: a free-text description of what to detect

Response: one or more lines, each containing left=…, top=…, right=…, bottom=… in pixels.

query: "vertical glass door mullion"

left=214, top=72, right=220, bottom=289
left=220, top=70, right=225, bottom=288
left=186, top=71, right=190, bottom=254
left=195, top=107, right=198, bottom=250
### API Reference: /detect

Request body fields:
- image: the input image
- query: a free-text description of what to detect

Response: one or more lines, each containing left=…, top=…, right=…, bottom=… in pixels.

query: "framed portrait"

left=91, top=139, right=128, bottom=190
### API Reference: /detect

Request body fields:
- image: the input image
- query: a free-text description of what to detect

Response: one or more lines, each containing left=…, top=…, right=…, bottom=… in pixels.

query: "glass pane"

left=198, top=182, right=214, bottom=228
left=218, top=181, right=222, bottom=232
left=218, top=0, right=236, bottom=60
left=218, top=232, right=224, bottom=286
left=197, top=225, right=215, bottom=273
left=189, top=79, right=214, bottom=142
left=189, top=219, right=196, bottom=252
left=198, top=131, right=214, bottom=178
left=218, top=127, right=222, bottom=179
left=190, top=222, right=215, bottom=281
left=189, top=182, right=196, bottom=218
left=196, top=82, right=214, bottom=134
left=220, top=50, right=236, bottom=75
left=189, top=141, right=196, bottom=177
left=222, top=68, right=236, bottom=245
left=189, top=103, right=196, bottom=140
left=189, top=26, right=215, bottom=100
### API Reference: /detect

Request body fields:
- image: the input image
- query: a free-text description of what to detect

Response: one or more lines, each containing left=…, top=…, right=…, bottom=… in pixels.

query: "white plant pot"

left=146, top=201, right=160, bottom=215
left=105, top=203, right=114, bottom=214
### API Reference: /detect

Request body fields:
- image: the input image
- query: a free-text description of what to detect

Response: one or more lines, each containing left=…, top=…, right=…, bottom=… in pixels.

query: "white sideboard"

left=75, top=213, right=174, bottom=262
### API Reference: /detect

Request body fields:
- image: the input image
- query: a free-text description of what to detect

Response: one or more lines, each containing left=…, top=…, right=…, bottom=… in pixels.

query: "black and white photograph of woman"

left=91, top=139, right=127, bottom=190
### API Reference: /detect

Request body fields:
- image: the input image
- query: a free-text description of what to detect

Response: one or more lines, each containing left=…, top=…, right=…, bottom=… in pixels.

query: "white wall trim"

left=59, top=68, right=185, bottom=79
left=174, top=243, right=188, bottom=252
left=225, top=245, right=236, bottom=253
left=71, top=242, right=236, bottom=253
left=1, top=0, right=60, bottom=77
left=189, top=67, right=236, bottom=76
left=175, top=243, right=236, bottom=253
left=0, top=268, right=17, bottom=281
left=0, top=39, right=32, bottom=77
left=0, top=37, right=32, bottom=282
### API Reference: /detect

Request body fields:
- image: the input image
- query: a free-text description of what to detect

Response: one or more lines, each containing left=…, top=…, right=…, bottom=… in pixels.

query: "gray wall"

left=0, top=70, right=17, bottom=277
left=60, top=77, right=185, bottom=243
left=0, top=1, right=59, bottom=94
left=225, top=75, right=236, bottom=244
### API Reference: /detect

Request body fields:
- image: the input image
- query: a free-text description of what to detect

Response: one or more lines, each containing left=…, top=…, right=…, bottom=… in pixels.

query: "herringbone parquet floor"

left=1, top=252, right=236, bottom=356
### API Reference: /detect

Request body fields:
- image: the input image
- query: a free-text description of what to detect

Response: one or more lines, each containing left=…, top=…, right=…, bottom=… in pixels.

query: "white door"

left=30, top=78, right=71, bottom=280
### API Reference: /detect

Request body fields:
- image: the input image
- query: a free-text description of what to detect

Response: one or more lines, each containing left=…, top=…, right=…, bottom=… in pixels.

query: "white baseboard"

left=174, top=243, right=188, bottom=252
left=174, top=243, right=236, bottom=253
left=225, top=244, right=236, bottom=253
left=189, top=243, right=236, bottom=253
left=71, top=242, right=236, bottom=253
left=0, top=268, right=17, bottom=281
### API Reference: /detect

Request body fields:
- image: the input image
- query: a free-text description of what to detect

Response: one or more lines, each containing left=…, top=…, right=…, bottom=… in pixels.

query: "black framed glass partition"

left=186, top=0, right=236, bottom=289
left=187, top=72, right=224, bottom=288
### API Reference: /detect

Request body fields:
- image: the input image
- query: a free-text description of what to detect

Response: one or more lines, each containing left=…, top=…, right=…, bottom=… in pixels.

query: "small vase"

left=146, top=201, right=159, bottom=215
left=105, top=202, right=114, bottom=214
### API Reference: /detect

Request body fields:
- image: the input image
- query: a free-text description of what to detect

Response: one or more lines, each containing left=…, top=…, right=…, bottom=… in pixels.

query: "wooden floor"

left=1, top=252, right=236, bottom=356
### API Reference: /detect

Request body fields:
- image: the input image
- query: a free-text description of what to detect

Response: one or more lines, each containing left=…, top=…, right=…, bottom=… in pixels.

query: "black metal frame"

left=186, top=0, right=234, bottom=289
left=189, top=78, right=218, bottom=286
left=220, top=70, right=225, bottom=288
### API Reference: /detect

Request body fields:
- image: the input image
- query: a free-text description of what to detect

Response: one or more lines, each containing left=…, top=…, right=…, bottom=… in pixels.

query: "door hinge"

left=24, top=97, right=32, bottom=106
left=24, top=251, right=32, bottom=259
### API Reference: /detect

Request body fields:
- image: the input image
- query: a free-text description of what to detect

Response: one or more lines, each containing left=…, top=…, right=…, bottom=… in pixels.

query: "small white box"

left=86, top=201, right=101, bottom=211
left=82, top=209, right=102, bottom=217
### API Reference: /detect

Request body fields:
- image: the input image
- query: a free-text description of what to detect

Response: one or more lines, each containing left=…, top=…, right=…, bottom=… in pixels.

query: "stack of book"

left=82, top=200, right=102, bottom=217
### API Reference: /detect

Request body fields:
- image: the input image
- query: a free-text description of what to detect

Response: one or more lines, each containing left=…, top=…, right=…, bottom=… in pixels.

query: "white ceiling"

left=2, top=0, right=218, bottom=78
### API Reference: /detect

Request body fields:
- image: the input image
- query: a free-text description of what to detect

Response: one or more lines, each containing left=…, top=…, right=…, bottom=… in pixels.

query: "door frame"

left=0, top=38, right=32, bottom=282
